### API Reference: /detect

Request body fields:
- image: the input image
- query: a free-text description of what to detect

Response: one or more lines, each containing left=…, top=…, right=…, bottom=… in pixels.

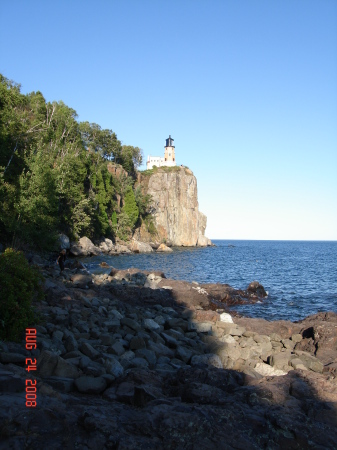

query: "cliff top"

left=140, top=165, right=193, bottom=177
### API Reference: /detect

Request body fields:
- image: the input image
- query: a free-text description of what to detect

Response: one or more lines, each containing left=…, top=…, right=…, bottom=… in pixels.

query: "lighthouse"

left=164, top=135, right=176, bottom=164
left=146, top=135, right=177, bottom=170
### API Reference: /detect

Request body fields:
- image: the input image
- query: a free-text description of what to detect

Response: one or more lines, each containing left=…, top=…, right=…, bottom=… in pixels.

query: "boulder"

left=104, top=357, right=124, bottom=378
left=130, top=336, right=146, bottom=350
left=143, top=318, right=161, bottom=332
left=294, top=350, right=324, bottom=373
left=114, top=243, right=132, bottom=254
left=156, top=243, right=173, bottom=252
left=247, top=281, right=268, bottom=298
left=216, top=322, right=246, bottom=336
left=99, top=261, right=110, bottom=268
left=80, top=342, right=100, bottom=360
left=135, top=349, right=157, bottom=367
left=217, top=343, right=242, bottom=362
left=58, top=234, right=70, bottom=250
left=115, top=382, right=135, bottom=403
left=98, top=242, right=109, bottom=253
left=53, top=357, right=80, bottom=379
left=254, top=362, right=287, bottom=377
left=108, top=342, right=125, bottom=357
left=189, top=322, right=213, bottom=333
left=121, top=317, right=141, bottom=332
left=37, top=350, right=59, bottom=377
left=70, top=274, right=93, bottom=288
left=129, top=272, right=148, bottom=286
left=44, top=376, right=75, bottom=393
left=219, top=312, right=234, bottom=323
left=290, top=358, right=308, bottom=371
left=130, top=357, right=149, bottom=368
left=176, top=345, right=193, bottom=363
left=197, top=230, right=212, bottom=247
left=191, top=353, right=223, bottom=369
left=129, top=240, right=153, bottom=253
left=70, top=237, right=101, bottom=257
left=268, top=351, right=293, bottom=372
left=144, top=273, right=163, bottom=289
left=98, top=238, right=115, bottom=253
left=75, top=376, right=107, bottom=394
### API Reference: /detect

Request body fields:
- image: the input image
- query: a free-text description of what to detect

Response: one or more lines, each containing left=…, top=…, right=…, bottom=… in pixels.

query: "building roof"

left=165, top=135, right=175, bottom=147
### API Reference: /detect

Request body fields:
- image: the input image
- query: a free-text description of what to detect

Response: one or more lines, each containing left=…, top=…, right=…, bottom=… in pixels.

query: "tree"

left=120, top=145, right=143, bottom=172
left=122, top=186, right=139, bottom=230
left=0, top=72, right=150, bottom=249
left=134, top=185, right=152, bottom=218
left=79, top=121, right=122, bottom=161
left=13, top=149, right=59, bottom=249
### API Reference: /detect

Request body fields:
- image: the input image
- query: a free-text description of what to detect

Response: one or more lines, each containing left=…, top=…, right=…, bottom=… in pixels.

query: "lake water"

left=82, top=240, right=337, bottom=322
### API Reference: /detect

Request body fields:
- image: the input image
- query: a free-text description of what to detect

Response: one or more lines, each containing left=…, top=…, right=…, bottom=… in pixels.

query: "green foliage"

left=134, top=185, right=152, bottom=218
left=122, top=186, right=139, bottom=229
left=111, top=211, right=117, bottom=225
left=143, top=215, right=157, bottom=236
left=140, top=165, right=183, bottom=176
left=119, top=145, right=143, bottom=172
left=114, top=212, right=132, bottom=240
left=14, top=150, right=59, bottom=249
left=79, top=121, right=122, bottom=161
left=0, top=248, right=43, bottom=342
left=0, top=73, right=154, bottom=249
left=70, top=197, right=94, bottom=239
left=139, top=166, right=158, bottom=176
left=0, top=75, right=28, bottom=179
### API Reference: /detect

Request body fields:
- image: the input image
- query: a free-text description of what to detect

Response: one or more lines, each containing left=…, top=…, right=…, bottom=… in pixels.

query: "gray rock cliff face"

left=144, top=167, right=211, bottom=246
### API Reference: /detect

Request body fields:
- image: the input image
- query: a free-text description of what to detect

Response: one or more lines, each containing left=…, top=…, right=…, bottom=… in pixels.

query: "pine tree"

left=122, top=186, right=139, bottom=230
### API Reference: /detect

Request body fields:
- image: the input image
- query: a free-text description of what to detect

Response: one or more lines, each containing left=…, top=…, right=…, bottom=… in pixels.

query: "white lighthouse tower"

left=147, top=135, right=177, bottom=170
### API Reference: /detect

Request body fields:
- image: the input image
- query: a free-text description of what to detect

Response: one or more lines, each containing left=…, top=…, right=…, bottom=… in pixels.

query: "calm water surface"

left=82, top=240, right=337, bottom=321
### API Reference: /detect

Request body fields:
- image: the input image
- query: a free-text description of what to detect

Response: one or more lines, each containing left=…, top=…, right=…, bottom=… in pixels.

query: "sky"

left=1, top=0, right=336, bottom=240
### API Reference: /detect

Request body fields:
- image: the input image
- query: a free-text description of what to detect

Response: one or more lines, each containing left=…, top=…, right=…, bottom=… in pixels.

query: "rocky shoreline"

left=1, top=257, right=337, bottom=449
left=58, top=235, right=214, bottom=260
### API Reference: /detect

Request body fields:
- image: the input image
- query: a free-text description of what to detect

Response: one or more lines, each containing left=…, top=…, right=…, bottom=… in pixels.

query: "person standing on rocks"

left=57, top=249, right=67, bottom=273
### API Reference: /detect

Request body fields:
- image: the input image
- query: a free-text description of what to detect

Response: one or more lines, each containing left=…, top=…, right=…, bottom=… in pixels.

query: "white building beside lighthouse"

left=146, top=135, right=176, bottom=170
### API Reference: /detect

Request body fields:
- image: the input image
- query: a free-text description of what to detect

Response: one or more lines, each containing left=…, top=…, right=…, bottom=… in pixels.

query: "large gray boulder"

left=53, top=357, right=80, bottom=379
left=129, top=240, right=153, bottom=253
left=58, top=234, right=70, bottom=250
left=70, top=237, right=101, bottom=257
left=75, top=376, right=107, bottom=394
left=37, top=350, right=59, bottom=377
left=191, top=353, right=223, bottom=369
left=104, top=357, right=124, bottom=378
left=156, top=243, right=173, bottom=252
left=97, top=238, right=115, bottom=253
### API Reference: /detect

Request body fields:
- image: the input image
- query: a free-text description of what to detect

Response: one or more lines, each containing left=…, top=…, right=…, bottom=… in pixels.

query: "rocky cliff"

left=140, top=167, right=211, bottom=246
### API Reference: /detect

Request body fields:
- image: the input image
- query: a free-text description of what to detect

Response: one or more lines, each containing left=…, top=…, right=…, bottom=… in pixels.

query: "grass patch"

left=139, top=165, right=190, bottom=176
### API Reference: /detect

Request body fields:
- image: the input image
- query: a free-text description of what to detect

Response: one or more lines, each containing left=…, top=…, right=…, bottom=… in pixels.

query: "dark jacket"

left=57, top=252, right=66, bottom=264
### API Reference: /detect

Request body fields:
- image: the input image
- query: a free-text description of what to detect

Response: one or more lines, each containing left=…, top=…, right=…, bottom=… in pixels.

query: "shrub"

left=143, top=216, right=157, bottom=236
left=0, top=248, right=43, bottom=342
left=147, top=221, right=157, bottom=236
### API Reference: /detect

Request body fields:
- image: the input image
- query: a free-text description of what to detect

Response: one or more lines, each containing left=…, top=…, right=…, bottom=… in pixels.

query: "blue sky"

left=1, top=0, right=336, bottom=240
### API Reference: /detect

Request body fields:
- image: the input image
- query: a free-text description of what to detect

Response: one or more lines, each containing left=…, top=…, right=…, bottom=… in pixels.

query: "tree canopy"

left=0, top=74, right=151, bottom=249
